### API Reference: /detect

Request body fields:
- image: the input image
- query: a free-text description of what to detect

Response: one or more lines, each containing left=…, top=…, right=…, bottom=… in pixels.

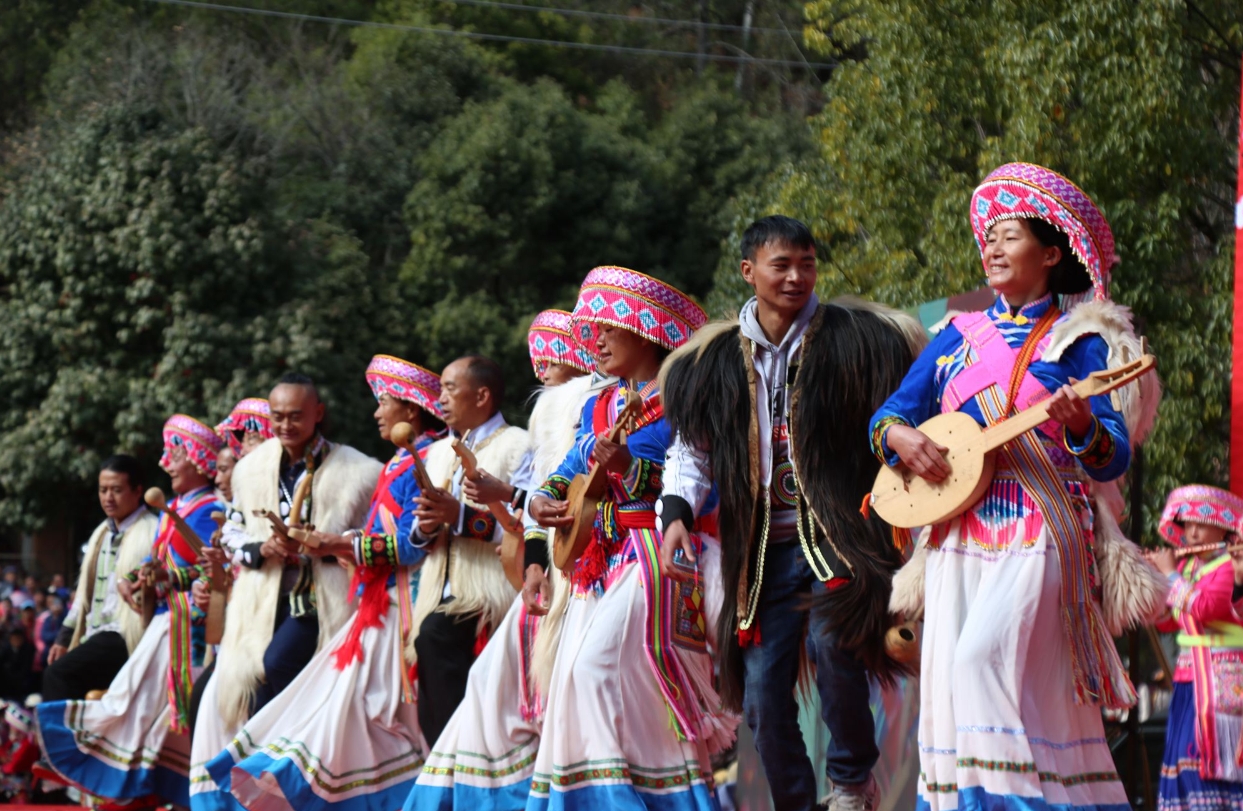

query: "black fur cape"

left=660, top=298, right=926, bottom=710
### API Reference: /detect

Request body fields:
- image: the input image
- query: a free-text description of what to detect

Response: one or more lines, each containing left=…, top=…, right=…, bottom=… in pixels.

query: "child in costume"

left=205, top=356, right=443, bottom=811
left=38, top=415, right=226, bottom=808
left=874, top=163, right=1164, bottom=811
left=527, top=267, right=733, bottom=811
left=1152, top=485, right=1243, bottom=810
left=406, top=309, right=594, bottom=810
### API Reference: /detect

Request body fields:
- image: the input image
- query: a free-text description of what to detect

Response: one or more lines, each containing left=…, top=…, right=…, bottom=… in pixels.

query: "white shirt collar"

left=458, top=410, right=507, bottom=448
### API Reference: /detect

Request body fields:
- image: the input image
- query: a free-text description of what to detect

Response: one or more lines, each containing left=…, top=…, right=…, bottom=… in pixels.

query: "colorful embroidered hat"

left=366, top=355, right=443, bottom=419
left=1159, top=485, right=1243, bottom=546
left=160, top=414, right=224, bottom=476
left=970, top=163, right=1117, bottom=307
left=215, top=398, right=273, bottom=456
left=528, top=309, right=595, bottom=378
left=571, top=267, right=707, bottom=353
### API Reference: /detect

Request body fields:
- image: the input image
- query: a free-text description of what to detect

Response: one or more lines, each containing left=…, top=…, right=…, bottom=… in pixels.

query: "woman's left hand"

left=592, top=437, right=631, bottom=474
left=1046, top=381, right=1093, bottom=439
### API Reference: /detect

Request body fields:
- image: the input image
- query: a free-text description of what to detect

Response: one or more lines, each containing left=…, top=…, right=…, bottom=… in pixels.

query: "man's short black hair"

left=460, top=355, right=506, bottom=409
left=100, top=455, right=145, bottom=490
left=275, top=372, right=320, bottom=401
left=740, top=215, right=816, bottom=261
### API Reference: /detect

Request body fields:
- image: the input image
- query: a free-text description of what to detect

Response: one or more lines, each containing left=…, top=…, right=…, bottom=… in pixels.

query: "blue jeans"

left=741, top=540, right=878, bottom=810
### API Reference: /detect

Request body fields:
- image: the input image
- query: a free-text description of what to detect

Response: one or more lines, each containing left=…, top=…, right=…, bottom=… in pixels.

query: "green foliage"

left=710, top=0, right=1242, bottom=534
left=402, top=78, right=807, bottom=413
left=0, top=106, right=389, bottom=528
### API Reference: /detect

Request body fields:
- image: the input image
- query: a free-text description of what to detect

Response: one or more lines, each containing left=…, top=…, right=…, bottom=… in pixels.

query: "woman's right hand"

left=529, top=495, right=572, bottom=529
left=885, top=425, right=951, bottom=482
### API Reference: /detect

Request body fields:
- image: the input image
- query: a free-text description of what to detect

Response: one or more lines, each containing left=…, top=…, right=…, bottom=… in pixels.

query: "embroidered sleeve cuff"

left=356, top=532, right=400, bottom=568
left=168, top=565, right=201, bottom=592
left=523, top=527, right=551, bottom=572
left=1166, top=574, right=1192, bottom=612
left=616, top=457, right=661, bottom=502
left=658, top=495, right=695, bottom=535
left=461, top=504, right=499, bottom=541
left=1064, top=417, right=1115, bottom=470
left=870, top=415, right=910, bottom=466
left=536, top=475, right=572, bottom=503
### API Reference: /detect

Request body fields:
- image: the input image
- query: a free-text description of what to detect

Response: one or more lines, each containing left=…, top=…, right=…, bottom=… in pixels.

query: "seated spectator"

left=35, top=597, right=64, bottom=673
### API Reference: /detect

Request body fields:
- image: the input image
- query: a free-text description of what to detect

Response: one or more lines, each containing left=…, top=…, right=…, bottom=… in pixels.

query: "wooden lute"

left=451, top=438, right=525, bottom=590
left=869, top=354, right=1156, bottom=530
left=552, top=389, right=642, bottom=572
left=258, top=473, right=316, bottom=548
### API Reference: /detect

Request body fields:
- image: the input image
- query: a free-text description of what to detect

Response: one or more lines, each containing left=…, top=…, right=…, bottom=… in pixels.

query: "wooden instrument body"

left=870, top=412, right=994, bottom=530
left=451, top=437, right=526, bottom=590
left=551, top=391, right=641, bottom=573
left=869, top=354, right=1156, bottom=530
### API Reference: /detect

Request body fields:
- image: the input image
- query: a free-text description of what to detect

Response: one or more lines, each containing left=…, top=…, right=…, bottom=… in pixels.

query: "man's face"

left=437, top=360, right=489, bottom=432
left=269, top=384, right=324, bottom=453
left=99, top=469, right=142, bottom=520
left=741, top=240, right=817, bottom=316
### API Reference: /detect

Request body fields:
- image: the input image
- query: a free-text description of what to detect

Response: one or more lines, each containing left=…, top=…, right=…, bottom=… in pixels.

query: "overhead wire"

left=140, top=0, right=835, bottom=70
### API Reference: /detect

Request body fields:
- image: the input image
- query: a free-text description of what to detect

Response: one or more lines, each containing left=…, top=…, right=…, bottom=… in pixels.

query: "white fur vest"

left=406, top=422, right=530, bottom=662
left=70, top=510, right=161, bottom=653
left=215, top=437, right=382, bottom=728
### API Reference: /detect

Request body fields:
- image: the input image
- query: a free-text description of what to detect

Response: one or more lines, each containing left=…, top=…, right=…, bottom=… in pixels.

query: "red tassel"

left=826, top=577, right=850, bottom=591
left=473, top=626, right=491, bottom=657
left=859, top=493, right=872, bottom=519
left=331, top=564, right=392, bottom=669
left=738, top=622, right=761, bottom=648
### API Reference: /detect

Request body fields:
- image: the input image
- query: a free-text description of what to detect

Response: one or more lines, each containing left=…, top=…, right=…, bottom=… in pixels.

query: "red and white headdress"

left=971, top=163, right=1117, bottom=308
left=1159, top=484, right=1243, bottom=547
left=528, top=309, right=595, bottom=378
left=571, top=266, right=707, bottom=353
left=215, top=398, right=273, bottom=456
left=366, top=355, right=443, bottom=419
left=161, top=414, right=225, bottom=476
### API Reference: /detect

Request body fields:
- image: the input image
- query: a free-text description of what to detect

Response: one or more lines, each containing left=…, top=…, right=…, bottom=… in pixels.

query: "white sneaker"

left=824, top=775, right=877, bottom=811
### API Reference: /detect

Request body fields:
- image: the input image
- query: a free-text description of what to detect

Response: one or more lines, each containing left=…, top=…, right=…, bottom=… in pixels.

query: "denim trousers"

left=741, top=540, right=879, bottom=810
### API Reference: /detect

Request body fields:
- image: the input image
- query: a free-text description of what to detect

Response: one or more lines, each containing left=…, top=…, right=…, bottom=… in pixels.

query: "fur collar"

left=70, top=511, right=160, bottom=653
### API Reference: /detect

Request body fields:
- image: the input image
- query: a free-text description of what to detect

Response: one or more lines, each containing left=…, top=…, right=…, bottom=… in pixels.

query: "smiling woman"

left=872, top=163, right=1162, bottom=811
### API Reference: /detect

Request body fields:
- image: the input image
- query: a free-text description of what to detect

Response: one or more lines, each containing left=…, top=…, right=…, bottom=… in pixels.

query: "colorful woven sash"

left=154, top=489, right=216, bottom=734
left=974, top=383, right=1134, bottom=709
left=1173, top=554, right=1243, bottom=778
left=633, top=525, right=704, bottom=742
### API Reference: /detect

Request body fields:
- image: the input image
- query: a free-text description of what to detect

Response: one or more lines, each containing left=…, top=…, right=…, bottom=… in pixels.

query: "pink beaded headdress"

left=161, top=414, right=224, bottom=476
left=528, top=309, right=595, bottom=378
left=215, top=398, right=273, bottom=456
left=366, top=355, right=443, bottom=419
left=571, top=267, right=707, bottom=353
left=970, top=163, right=1117, bottom=308
left=1159, top=485, right=1243, bottom=547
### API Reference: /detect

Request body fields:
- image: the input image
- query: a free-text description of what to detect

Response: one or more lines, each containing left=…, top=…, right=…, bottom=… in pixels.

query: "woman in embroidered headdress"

left=203, top=356, right=445, bottom=811
left=405, top=309, right=596, bottom=810
left=186, top=397, right=274, bottom=811
left=38, top=415, right=226, bottom=809
left=872, top=163, right=1165, bottom=810
left=1150, top=485, right=1243, bottom=810
left=524, top=268, right=732, bottom=811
